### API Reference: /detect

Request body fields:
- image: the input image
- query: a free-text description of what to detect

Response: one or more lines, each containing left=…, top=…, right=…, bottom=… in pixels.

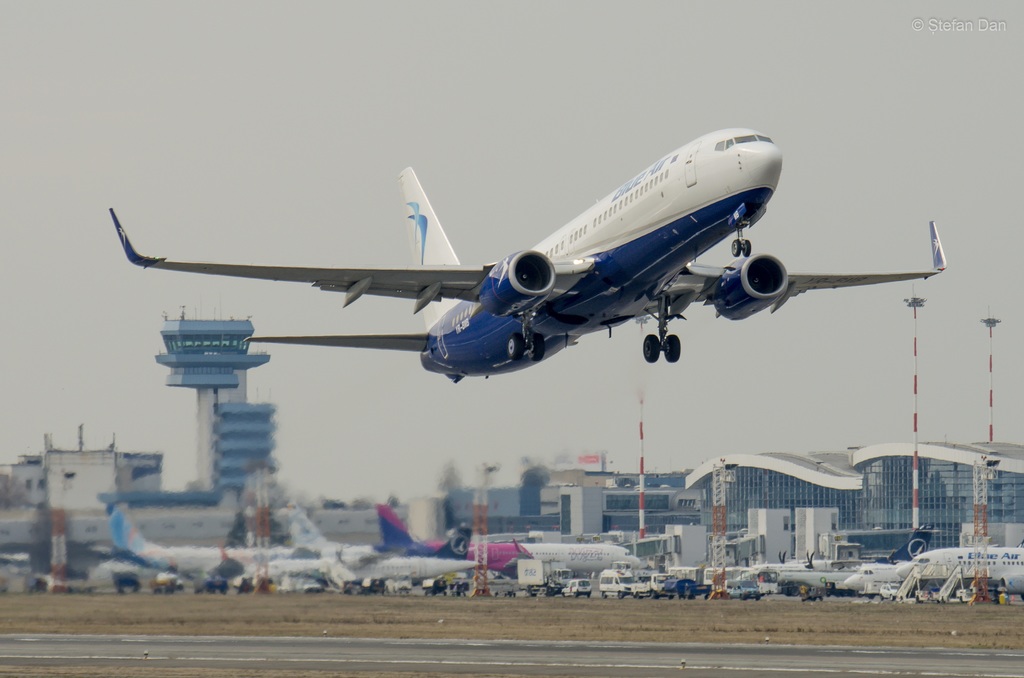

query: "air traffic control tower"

left=156, top=316, right=275, bottom=496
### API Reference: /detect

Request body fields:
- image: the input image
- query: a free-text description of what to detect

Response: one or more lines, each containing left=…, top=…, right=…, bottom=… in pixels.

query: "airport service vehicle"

left=879, top=582, right=900, bottom=601
left=800, top=585, right=825, bottom=602
left=638, top=572, right=673, bottom=599
left=111, top=130, right=945, bottom=382
left=727, top=580, right=763, bottom=600
left=598, top=569, right=637, bottom=599
left=195, top=574, right=228, bottom=594
left=517, top=559, right=572, bottom=597
left=149, top=572, right=182, bottom=594
left=562, top=579, right=592, bottom=598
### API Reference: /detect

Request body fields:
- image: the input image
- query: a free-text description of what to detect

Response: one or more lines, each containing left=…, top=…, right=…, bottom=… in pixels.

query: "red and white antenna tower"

left=981, top=312, right=1001, bottom=443
left=638, top=398, right=646, bottom=540
left=904, top=292, right=926, bottom=529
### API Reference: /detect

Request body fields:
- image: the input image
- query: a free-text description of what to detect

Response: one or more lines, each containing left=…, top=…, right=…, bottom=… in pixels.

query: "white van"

left=563, top=579, right=592, bottom=598
left=598, top=569, right=636, bottom=599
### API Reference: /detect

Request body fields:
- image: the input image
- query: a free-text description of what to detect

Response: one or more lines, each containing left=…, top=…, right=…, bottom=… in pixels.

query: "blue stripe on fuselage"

left=420, top=187, right=773, bottom=378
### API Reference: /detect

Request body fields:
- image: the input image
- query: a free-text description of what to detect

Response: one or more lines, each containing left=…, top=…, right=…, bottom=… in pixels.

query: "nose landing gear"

left=729, top=202, right=752, bottom=257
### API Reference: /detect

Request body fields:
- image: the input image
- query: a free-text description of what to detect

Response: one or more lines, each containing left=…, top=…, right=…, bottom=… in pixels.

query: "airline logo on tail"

left=407, top=202, right=428, bottom=265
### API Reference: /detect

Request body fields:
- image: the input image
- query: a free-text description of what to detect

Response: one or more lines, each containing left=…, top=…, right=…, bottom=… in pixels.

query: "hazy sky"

left=3, top=1, right=1022, bottom=503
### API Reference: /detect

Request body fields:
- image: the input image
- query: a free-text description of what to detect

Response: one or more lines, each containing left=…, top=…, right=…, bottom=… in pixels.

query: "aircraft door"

left=684, top=141, right=700, bottom=187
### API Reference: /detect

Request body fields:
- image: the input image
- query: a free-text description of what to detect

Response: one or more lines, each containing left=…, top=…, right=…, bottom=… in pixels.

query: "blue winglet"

left=929, top=221, right=946, bottom=271
left=109, top=208, right=165, bottom=268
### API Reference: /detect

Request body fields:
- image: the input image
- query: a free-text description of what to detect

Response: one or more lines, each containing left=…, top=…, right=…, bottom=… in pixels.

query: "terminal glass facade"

left=694, top=467, right=861, bottom=532
left=859, top=457, right=1024, bottom=549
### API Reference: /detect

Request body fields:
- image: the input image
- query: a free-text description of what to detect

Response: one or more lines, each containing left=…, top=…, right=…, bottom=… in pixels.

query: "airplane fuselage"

left=421, top=129, right=783, bottom=379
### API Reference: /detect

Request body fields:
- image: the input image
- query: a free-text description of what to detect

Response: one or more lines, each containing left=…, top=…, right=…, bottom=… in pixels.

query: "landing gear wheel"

left=741, top=239, right=752, bottom=257
left=731, top=239, right=742, bottom=257
left=664, top=335, right=681, bottom=363
left=529, top=334, right=546, bottom=362
left=507, top=333, right=525, bottom=361
left=643, top=334, right=661, bottom=363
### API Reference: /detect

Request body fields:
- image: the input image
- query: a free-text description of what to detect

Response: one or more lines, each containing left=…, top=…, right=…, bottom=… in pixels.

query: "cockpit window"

left=716, top=136, right=772, bottom=151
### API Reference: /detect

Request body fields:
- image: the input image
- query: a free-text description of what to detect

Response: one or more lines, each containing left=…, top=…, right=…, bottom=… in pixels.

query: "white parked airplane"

left=895, top=546, right=1024, bottom=595
left=514, top=541, right=641, bottom=575
left=112, top=128, right=946, bottom=382
left=284, top=506, right=469, bottom=583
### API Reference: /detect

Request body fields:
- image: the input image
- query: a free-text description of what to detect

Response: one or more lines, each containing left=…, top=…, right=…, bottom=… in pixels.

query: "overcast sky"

left=2, top=1, right=1021, bottom=503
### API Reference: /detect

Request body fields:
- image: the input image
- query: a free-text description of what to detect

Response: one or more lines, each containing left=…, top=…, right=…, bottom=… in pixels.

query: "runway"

left=2, top=635, right=1024, bottom=677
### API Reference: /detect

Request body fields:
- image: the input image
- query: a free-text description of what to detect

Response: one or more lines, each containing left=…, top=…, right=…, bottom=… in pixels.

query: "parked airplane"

left=764, top=527, right=933, bottom=593
left=110, top=129, right=946, bottom=382
left=284, top=505, right=469, bottom=582
left=842, top=527, right=935, bottom=595
left=106, top=504, right=266, bottom=578
left=895, top=546, right=1024, bottom=595
left=375, top=505, right=640, bottom=575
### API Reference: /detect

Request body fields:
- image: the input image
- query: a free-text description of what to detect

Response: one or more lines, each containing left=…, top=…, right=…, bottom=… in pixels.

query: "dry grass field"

left=1, top=592, right=1022, bottom=648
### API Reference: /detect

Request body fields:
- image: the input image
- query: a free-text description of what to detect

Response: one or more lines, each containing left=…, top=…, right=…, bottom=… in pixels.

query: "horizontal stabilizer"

left=248, top=334, right=428, bottom=352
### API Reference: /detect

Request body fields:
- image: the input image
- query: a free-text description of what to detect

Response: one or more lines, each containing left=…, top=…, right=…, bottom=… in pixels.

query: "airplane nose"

left=895, top=562, right=914, bottom=579
left=740, top=142, right=783, bottom=190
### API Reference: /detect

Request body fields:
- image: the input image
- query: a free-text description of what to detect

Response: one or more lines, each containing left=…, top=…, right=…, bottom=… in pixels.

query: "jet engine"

left=713, top=253, right=788, bottom=320
left=478, top=251, right=556, bottom=317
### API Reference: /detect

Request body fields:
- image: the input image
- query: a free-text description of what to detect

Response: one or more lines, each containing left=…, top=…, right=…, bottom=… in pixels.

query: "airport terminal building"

left=687, top=442, right=1024, bottom=549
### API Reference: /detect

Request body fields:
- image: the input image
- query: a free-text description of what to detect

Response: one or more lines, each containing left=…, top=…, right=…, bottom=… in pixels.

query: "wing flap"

left=248, top=334, right=428, bottom=352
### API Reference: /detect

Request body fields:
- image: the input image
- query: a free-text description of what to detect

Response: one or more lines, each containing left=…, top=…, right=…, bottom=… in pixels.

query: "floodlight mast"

left=971, top=457, right=999, bottom=604
left=708, top=460, right=736, bottom=600
left=904, top=294, right=926, bottom=529
left=981, top=312, right=1001, bottom=443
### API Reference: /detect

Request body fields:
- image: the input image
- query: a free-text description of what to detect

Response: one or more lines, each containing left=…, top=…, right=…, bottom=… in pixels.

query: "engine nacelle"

left=478, top=251, right=556, bottom=317
left=713, top=253, right=789, bottom=320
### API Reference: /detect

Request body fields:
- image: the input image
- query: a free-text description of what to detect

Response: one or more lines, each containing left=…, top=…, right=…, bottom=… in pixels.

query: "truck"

left=517, top=559, right=572, bottom=597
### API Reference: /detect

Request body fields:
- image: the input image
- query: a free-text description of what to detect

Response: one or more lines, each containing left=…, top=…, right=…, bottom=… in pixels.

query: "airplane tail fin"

left=398, top=168, right=461, bottom=329
left=106, top=504, right=159, bottom=566
left=285, top=506, right=327, bottom=549
left=434, top=526, right=471, bottom=560
left=929, top=221, right=947, bottom=271
left=887, top=525, right=933, bottom=563
left=376, top=504, right=418, bottom=553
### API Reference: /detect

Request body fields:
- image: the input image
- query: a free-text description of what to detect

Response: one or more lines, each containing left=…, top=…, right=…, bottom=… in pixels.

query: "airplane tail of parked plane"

left=886, top=525, right=933, bottom=563
left=398, top=168, right=461, bottom=329
left=106, top=504, right=164, bottom=568
left=374, top=504, right=470, bottom=560
left=285, top=505, right=328, bottom=550
left=376, top=503, right=419, bottom=553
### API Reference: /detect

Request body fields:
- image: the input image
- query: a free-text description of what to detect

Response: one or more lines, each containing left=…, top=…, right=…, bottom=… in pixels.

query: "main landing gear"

left=643, top=296, right=681, bottom=364
left=506, top=311, right=546, bottom=362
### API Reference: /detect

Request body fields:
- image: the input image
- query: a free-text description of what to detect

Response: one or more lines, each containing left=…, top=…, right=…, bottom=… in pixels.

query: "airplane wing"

left=246, top=334, right=429, bottom=352
left=656, top=221, right=947, bottom=316
left=110, top=209, right=591, bottom=313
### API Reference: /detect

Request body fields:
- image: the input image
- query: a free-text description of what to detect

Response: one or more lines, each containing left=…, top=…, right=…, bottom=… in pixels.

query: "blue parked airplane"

left=111, top=128, right=946, bottom=382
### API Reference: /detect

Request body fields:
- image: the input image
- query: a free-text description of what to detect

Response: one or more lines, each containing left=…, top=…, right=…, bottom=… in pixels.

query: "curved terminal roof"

left=851, top=442, right=1024, bottom=474
left=686, top=442, right=1024, bottom=490
left=686, top=451, right=862, bottom=491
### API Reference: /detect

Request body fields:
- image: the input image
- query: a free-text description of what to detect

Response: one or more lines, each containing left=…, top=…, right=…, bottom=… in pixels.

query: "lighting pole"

left=980, top=312, right=1001, bottom=443
left=904, top=294, right=926, bottom=530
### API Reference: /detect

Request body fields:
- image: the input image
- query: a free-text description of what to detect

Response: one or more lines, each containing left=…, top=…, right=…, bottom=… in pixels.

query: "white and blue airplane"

left=111, top=128, right=946, bottom=382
